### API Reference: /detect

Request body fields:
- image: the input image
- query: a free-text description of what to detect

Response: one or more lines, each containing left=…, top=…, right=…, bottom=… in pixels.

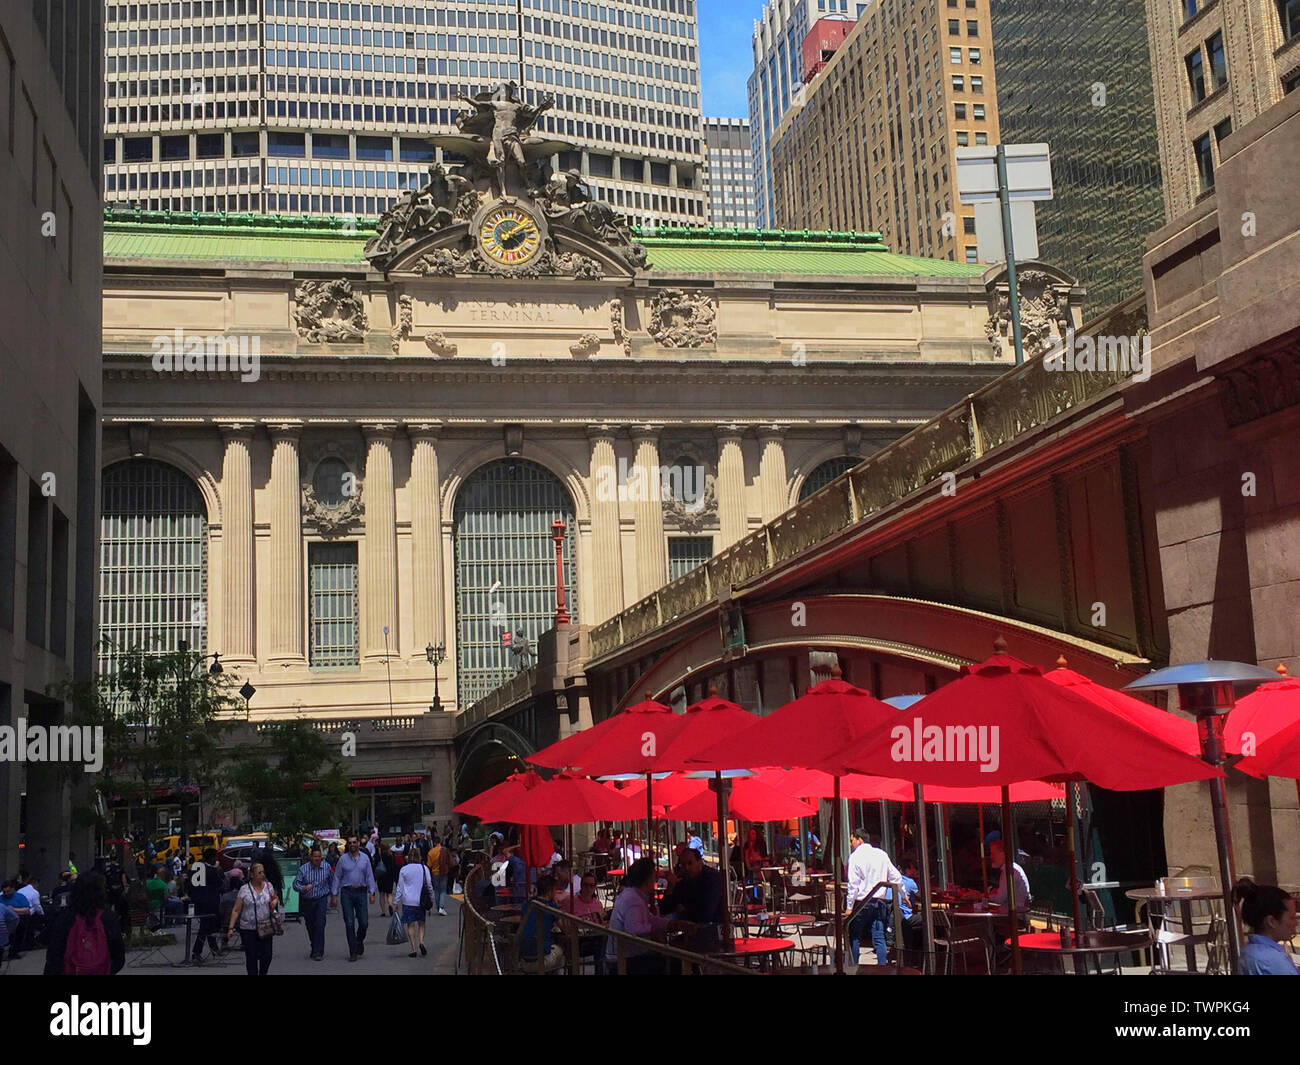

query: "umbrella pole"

left=567, top=824, right=575, bottom=915
left=942, top=804, right=953, bottom=889
left=833, top=775, right=845, bottom=975
left=1002, top=785, right=1021, bottom=975
left=645, top=773, right=654, bottom=870
left=1067, top=781, right=1082, bottom=945
left=914, top=784, right=935, bottom=975
left=978, top=804, right=989, bottom=889
left=715, top=772, right=732, bottom=949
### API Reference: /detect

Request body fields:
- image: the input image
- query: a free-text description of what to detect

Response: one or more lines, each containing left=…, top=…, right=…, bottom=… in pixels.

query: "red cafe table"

left=724, top=936, right=795, bottom=972
left=1010, top=930, right=1154, bottom=975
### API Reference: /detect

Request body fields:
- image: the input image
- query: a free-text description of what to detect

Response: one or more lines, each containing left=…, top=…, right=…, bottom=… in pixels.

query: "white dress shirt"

left=845, top=842, right=903, bottom=908
left=17, top=883, right=43, bottom=916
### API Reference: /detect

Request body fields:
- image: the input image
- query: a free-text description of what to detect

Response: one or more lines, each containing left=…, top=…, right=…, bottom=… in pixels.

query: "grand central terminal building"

left=98, top=85, right=1085, bottom=825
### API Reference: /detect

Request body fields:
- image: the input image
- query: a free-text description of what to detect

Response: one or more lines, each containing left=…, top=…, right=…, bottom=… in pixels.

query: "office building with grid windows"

left=702, top=117, right=757, bottom=228
left=102, top=0, right=707, bottom=226
left=769, top=0, right=1001, bottom=265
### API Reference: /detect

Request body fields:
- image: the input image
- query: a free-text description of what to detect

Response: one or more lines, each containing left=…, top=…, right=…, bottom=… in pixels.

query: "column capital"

left=360, top=421, right=398, bottom=443
left=714, top=423, right=746, bottom=443
left=264, top=419, right=304, bottom=441
left=630, top=423, right=664, bottom=444
left=216, top=420, right=256, bottom=442
left=756, top=424, right=787, bottom=442
left=585, top=423, right=622, bottom=443
left=404, top=420, right=442, bottom=443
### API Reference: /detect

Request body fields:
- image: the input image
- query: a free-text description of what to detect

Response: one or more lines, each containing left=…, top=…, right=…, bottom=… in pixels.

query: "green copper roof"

left=102, top=210, right=986, bottom=279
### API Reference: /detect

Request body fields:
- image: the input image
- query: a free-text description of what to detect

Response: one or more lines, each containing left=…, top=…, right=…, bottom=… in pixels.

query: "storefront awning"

left=349, top=775, right=422, bottom=789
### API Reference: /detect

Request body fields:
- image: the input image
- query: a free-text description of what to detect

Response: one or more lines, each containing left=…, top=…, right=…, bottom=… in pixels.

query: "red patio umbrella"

left=617, top=773, right=709, bottom=812
left=1045, top=660, right=1201, bottom=756
left=818, top=647, right=1224, bottom=972
left=452, top=770, right=543, bottom=820
left=1223, top=664, right=1299, bottom=754
left=1235, top=717, right=1300, bottom=781
left=663, top=776, right=818, bottom=823
left=485, top=772, right=647, bottom=826
left=685, top=673, right=901, bottom=974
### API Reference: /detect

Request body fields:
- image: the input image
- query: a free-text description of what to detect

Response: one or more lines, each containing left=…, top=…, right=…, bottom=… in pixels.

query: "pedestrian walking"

left=43, top=872, right=126, bottom=975
left=187, top=849, right=223, bottom=962
left=426, top=837, right=452, bottom=916
left=330, top=835, right=377, bottom=962
left=395, top=849, right=433, bottom=957
left=225, top=862, right=281, bottom=976
left=293, top=847, right=332, bottom=961
left=374, top=842, right=396, bottom=917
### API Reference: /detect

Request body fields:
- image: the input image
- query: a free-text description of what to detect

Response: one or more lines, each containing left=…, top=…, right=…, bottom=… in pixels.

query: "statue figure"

left=509, top=629, right=535, bottom=671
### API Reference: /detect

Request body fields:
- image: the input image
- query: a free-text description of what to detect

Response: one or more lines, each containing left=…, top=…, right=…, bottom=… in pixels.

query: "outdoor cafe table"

left=720, top=936, right=795, bottom=972
left=744, top=912, right=815, bottom=933
left=1125, top=886, right=1222, bottom=972
left=1011, top=931, right=1155, bottom=975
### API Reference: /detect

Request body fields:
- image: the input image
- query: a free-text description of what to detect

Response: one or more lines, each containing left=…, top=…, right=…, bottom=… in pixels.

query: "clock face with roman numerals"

left=477, top=204, right=543, bottom=267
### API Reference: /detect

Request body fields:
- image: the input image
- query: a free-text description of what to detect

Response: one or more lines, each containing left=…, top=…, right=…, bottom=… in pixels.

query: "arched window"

left=453, top=459, right=577, bottom=709
left=99, top=459, right=208, bottom=675
left=798, top=455, right=862, bottom=501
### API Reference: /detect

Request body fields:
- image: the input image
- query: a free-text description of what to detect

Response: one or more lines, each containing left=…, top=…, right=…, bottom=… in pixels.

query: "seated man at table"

left=661, top=846, right=723, bottom=952
left=561, top=873, right=609, bottom=974
left=605, top=858, right=692, bottom=975
left=518, top=874, right=566, bottom=973
left=988, top=841, right=1032, bottom=910
left=898, top=857, right=924, bottom=952
left=845, top=827, right=904, bottom=967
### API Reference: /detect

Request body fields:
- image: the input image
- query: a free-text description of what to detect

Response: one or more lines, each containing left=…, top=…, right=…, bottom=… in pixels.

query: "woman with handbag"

left=224, top=862, right=282, bottom=976
left=373, top=843, right=396, bottom=917
left=394, top=849, right=434, bottom=958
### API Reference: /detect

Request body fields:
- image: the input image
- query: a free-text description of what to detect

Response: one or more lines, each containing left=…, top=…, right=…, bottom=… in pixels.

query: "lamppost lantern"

left=240, top=680, right=256, bottom=720
left=1126, top=659, right=1279, bottom=975
left=426, top=640, right=446, bottom=713
left=209, top=652, right=223, bottom=675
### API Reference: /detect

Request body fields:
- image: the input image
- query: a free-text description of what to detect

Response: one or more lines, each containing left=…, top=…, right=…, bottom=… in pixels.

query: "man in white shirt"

left=845, top=828, right=903, bottom=966
left=988, top=840, right=1031, bottom=908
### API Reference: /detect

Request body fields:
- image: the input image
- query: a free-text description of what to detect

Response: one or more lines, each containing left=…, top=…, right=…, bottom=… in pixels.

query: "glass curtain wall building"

left=103, top=0, right=706, bottom=227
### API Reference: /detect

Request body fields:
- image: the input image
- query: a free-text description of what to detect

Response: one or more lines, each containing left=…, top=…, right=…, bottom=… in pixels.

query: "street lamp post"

left=550, top=519, right=571, bottom=626
left=425, top=641, right=446, bottom=713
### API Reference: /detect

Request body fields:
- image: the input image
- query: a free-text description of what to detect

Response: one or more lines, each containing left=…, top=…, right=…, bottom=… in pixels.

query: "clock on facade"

left=477, top=204, right=544, bottom=267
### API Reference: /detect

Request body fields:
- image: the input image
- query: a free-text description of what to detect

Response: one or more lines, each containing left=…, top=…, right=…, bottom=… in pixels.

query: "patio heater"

left=1125, top=660, right=1279, bottom=974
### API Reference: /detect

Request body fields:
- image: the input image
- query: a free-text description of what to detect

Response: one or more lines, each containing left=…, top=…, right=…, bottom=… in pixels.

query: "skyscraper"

left=770, top=0, right=1001, bottom=265
left=702, top=117, right=757, bottom=227
left=748, top=0, right=859, bottom=229
left=1, top=1, right=104, bottom=887
left=991, top=0, right=1164, bottom=311
left=103, top=0, right=707, bottom=227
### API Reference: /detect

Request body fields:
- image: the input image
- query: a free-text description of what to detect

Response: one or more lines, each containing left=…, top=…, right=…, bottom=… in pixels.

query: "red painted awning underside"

left=349, top=775, right=422, bottom=789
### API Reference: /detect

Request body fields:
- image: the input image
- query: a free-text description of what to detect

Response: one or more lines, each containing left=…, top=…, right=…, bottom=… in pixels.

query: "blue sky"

left=699, top=0, right=764, bottom=119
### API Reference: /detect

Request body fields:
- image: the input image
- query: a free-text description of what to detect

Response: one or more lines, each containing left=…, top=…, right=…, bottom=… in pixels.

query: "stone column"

left=267, top=421, right=305, bottom=664
left=218, top=422, right=256, bottom=664
left=716, top=424, right=748, bottom=548
left=631, top=425, right=668, bottom=599
left=407, top=423, right=445, bottom=654
left=362, top=423, right=399, bottom=660
left=587, top=425, right=625, bottom=623
left=757, top=425, right=789, bottom=524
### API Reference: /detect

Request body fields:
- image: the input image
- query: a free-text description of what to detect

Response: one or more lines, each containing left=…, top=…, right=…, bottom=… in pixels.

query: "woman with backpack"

left=224, top=862, right=282, bottom=976
left=44, top=872, right=126, bottom=975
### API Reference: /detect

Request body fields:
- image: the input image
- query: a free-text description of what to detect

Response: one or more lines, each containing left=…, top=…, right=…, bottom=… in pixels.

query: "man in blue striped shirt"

left=293, top=847, right=333, bottom=961
left=330, top=836, right=377, bottom=962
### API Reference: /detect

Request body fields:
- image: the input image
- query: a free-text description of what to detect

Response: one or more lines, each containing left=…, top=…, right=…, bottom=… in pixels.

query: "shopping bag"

left=385, top=910, right=405, bottom=945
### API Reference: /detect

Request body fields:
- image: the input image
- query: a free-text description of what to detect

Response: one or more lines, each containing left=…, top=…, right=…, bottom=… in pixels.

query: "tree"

left=59, top=642, right=241, bottom=847
left=227, top=722, right=352, bottom=844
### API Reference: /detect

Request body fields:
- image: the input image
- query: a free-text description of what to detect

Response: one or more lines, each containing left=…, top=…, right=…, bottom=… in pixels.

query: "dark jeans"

left=849, top=899, right=889, bottom=966
left=339, top=887, right=369, bottom=955
left=192, top=912, right=220, bottom=959
left=301, top=896, right=328, bottom=957
left=239, top=929, right=273, bottom=975
left=624, top=953, right=667, bottom=975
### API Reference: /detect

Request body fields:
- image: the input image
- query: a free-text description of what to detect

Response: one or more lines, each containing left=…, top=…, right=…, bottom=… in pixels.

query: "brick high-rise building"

left=1144, top=0, right=1300, bottom=221
left=770, top=0, right=1001, bottom=265
left=103, top=0, right=707, bottom=227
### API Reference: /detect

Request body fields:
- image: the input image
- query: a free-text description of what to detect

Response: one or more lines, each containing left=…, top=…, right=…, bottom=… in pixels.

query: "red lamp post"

left=550, top=519, right=571, bottom=625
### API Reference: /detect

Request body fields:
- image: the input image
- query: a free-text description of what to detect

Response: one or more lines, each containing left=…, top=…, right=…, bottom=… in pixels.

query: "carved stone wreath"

left=610, top=298, right=632, bottom=356
left=294, top=279, right=368, bottom=343
left=301, top=482, right=364, bottom=537
left=647, top=288, right=717, bottom=348
left=425, top=332, right=458, bottom=357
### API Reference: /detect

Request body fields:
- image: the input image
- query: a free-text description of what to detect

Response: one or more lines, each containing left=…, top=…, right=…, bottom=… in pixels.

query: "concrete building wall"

left=0, top=3, right=103, bottom=886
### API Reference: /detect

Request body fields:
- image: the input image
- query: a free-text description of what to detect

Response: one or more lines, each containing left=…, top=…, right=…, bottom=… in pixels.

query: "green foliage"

left=227, top=721, right=352, bottom=843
